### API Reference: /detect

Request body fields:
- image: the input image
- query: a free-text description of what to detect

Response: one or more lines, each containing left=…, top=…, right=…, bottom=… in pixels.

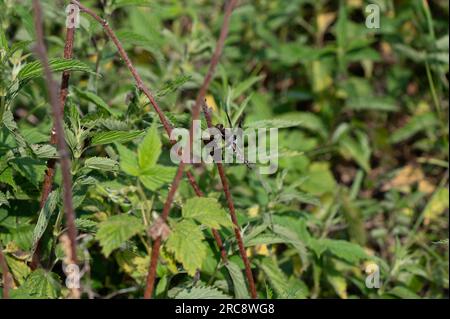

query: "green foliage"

left=166, top=219, right=207, bottom=276
left=97, top=215, right=146, bottom=257
left=182, top=197, right=233, bottom=229
left=0, top=0, right=448, bottom=300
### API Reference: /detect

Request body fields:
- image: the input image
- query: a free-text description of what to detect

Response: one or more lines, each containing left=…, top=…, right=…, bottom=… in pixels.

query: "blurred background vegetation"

left=0, top=0, right=448, bottom=299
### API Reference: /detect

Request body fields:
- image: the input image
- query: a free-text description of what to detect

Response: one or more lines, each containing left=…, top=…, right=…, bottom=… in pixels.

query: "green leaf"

left=138, top=124, right=162, bottom=171
left=84, top=157, right=119, bottom=172
left=74, top=88, right=116, bottom=115
left=18, top=58, right=94, bottom=81
left=9, top=157, right=46, bottom=187
left=116, top=143, right=140, bottom=176
left=166, top=219, right=207, bottom=276
left=0, top=191, right=8, bottom=207
left=260, top=258, right=307, bottom=298
left=96, top=215, right=146, bottom=257
left=225, top=261, right=250, bottom=299
left=390, top=113, right=438, bottom=144
left=300, top=162, right=337, bottom=195
left=31, top=190, right=59, bottom=256
left=245, top=118, right=302, bottom=129
left=338, top=131, right=371, bottom=172
left=320, top=239, right=367, bottom=263
left=12, top=269, right=61, bottom=299
left=156, top=75, right=191, bottom=97
left=5, top=255, right=31, bottom=285
left=388, top=286, right=421, bottom=299
left=139, top=165, right=177, bottom=191
left=346, top=97, right=399, bottom=112
left=74, top=218, right=98, bottom=233
left=182, top=197, right=233, bottom=229
left=175, top=286, right=231, bottom=299
left=91, top=130, right=144, bottom=146
left=422, top=188, right=449, bottom=225
left=232, top=75, right=264, bottom=99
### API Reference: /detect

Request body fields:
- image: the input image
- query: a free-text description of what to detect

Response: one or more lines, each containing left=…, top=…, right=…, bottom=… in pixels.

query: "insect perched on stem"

left=204, top=103, right=254, bottom=169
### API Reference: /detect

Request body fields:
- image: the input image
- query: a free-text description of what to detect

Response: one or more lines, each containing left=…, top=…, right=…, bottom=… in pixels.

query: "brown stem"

left=143, top=0, right=240, bottom=298
left=0, top=246, right=12, bottom=299
left=32, top=4, right=76, bottom=271
left=202, top=104, right=257, bottom=298
left=143, top=163, right=185, bottom=299
left=32, top=0, right=79, bottom=297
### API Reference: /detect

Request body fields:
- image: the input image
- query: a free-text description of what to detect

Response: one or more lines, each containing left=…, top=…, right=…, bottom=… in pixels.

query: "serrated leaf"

left=31, top=191, right=59, bottom=256
left=139, top=165, right=177, bottom=191
left=156, top=75, right=191, bottom=97
left=12, top=269, right=61, bottom=299
left=96, top=215, right=145, bottom=257
left=175, top=286, right=231, bottom=299
left=18, top=58, right=94, bottom=81
left=260, top=258, right=306, bottom=298
left=166, top=220, right=207, bottom=276
left=91, top=130, right=144, bottom=146
left=74, top=218, right=98, bottom=233
left=225, top=261, right=250, bottom=299
left=30, top=144, right=58, bottom=159
left=5, top=255, right=31, bottom=285
left=84, top=157, right=119, bottom=171
left=182, top=197, right=233, bottom=229
left=116, top=143, right=140, bottom=176
left=138, top=124, right=161, bottom=171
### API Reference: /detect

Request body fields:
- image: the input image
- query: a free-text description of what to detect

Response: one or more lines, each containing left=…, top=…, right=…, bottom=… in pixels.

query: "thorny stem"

left=32, top=1, right=77, bottom=270
left=0, top=245, right=12, bottom=299
left=202, top=105, right=257, bottom=298
left=143, top=163, right=185, bottom=299
left=32, top=0, right=79, bottom=298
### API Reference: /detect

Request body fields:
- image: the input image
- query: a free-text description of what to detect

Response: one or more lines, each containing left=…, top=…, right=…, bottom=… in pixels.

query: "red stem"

left=32, top=0, right=79, bottom=297
left=32, top=5, right=76, bottom=270
left=143, top=163, right=185, bottom=299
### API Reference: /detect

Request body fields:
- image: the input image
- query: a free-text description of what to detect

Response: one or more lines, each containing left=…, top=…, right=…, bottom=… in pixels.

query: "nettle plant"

left=1, top=0, right=421, bottom=300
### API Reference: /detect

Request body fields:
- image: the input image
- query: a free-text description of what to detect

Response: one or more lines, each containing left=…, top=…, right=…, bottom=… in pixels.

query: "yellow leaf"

left=382, top=165, right=427, bottom=193
left=423, top=188, right=449, bottom=225
left=317, top=12, right=336, bottom=38
left=205, top=94, right=218, bottom=112
left=327, top=273, right=348, bottom=299
left=255, top=244, right=270, bottom=256
left=248, top=205, right=260, bottom=217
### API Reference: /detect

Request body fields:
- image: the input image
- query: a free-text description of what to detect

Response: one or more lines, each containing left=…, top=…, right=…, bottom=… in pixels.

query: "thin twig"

left=143, top=163, right=185, bottom=299
left=32, top=0, right=79, bottom=298
left=32, top=1, right=77, bottom=270
left=0, top=245, right=13, bottom=299
left=202, top=105, right=257, bottom=298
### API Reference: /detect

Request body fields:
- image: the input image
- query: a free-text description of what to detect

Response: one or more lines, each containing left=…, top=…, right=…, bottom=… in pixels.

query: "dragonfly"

left=204, top=103, right=254, bottom=169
